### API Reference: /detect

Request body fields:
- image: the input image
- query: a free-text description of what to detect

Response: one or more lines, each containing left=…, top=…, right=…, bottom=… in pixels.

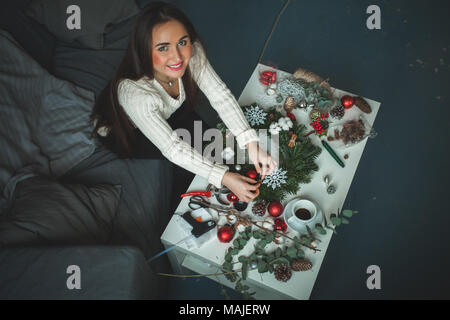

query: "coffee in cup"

left=295, top=208, right=312, bottom=221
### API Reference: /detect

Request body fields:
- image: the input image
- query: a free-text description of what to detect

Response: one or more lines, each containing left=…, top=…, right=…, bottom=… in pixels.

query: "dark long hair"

left=91, top=1, right=202, bottom=158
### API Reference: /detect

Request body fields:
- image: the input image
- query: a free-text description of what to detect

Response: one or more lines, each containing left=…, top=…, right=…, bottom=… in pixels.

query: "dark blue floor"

left=162, top=0, right=450, bottom=299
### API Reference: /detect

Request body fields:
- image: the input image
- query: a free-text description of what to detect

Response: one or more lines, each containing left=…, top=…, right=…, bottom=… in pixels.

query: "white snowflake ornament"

left=244, top=105, right=267, bottom=126
left=262, top=168, right=288, bottom=190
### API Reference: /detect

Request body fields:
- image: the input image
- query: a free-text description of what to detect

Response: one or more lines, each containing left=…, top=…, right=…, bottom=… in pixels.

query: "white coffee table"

left=161, top=63, right=381, bottom=300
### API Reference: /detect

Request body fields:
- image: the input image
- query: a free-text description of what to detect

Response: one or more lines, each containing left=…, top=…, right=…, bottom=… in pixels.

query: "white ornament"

left=277, top=117, right=293, bottom=131
left=269, top=122, right=281, bottom=135
left=262, top=168, right=288, bottom=190
left=266, top=88, right=276, bottom=96
left=245, top=105, right=267, bottom=126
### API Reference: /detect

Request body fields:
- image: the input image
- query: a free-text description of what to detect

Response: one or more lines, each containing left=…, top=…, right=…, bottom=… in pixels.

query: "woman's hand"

left=221, top=172, right=260, bottom=203
left=246, top=141, right=277, bottom=179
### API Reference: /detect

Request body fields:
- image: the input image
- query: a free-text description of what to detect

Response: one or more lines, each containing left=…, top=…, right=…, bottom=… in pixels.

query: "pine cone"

left=330, top=105, right=345, bottom=120
left=291, top=258, right=313, bottom=272
left=252, top=200, right=267, bottom=216
left=284, top=96, right=295, bottom=112
left=274, top=264, right=292, bottom=282
left=353, top=96, right=372, bottom=113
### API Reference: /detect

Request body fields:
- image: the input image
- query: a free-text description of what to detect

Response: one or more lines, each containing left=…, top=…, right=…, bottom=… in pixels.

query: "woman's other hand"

left=246, top=141, right=277, bottom=179
left=221, top=172, right=260, bottom=203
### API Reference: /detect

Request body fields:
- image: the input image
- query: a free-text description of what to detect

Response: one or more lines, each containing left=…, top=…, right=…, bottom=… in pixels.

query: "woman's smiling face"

left=151, top=19, right=192, bottom=82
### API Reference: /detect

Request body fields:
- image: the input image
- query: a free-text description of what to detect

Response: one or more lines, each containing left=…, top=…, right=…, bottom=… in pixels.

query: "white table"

left=161, top=63, right=381, bottom=300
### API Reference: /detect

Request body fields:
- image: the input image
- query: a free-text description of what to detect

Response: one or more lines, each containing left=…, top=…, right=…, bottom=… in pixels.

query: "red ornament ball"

left=246, top=170, right=258, bottom=180
left=274, top=218, right=287, bottom=232
left=341, top=95, right=355, bottom=109
left=227, top=193, right=239, bottom=203
left=268, top=201, right=284, bottom=217
left=217, top=225, right=235, bottom=243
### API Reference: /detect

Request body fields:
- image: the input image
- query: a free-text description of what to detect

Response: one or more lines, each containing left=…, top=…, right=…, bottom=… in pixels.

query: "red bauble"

left=286, top=112, right=296, bottom=122
left=274, top=218, right=287, bottom=232
left=268, top=201, right=284, bottom=217
left=341, top=95, right=355, bottom=109
left=246, top=170, right=258, bottom=180
left=217, top=225, right=235, bottom=243
left=259, top=71, right=277, bottom=86
left=227, top=193, right=239, bottom=203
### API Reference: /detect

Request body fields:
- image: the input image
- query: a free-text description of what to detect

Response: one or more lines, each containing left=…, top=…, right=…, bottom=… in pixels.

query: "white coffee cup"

left=287, top=199, right=317, bottom=228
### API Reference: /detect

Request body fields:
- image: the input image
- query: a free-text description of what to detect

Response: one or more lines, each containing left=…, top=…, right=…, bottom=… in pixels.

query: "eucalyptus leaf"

left=300, top=238, right=311, bottom=246
left=222, top=262, right=232, bottom=272
left=257, top=239, right=268, bottom=249
left=287, top=247, right=297, bottom=258
left=342, top=209, right=353, bottom=218
left=265, top=233, right=275, bottom=243
left=258, top=261, right=269, bottom=273
left=270, top=257, right=290, bottom=265
left=341, top=217, right=350, bottom=224
left=253, top=231, right=262, bottom=239
left=238, top=256, right=248, bottom=263
left=331, top=216, right=341, bottom=226
left=275, top=247, right=282, bottom=258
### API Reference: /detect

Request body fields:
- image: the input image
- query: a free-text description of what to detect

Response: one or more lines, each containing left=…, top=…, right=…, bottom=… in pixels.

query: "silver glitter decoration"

left=277, top=78, right=306, bottom=103
left=327, top=185, right=336, bottom=194
left=299, top=99, right=307, bottom=109
left=250, top=261, right=258, bottom=270
left=235, top=164, right=242, bottom=171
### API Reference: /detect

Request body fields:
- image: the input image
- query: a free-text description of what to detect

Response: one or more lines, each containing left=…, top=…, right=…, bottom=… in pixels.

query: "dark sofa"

left=0, top=0, right=177, bottom=299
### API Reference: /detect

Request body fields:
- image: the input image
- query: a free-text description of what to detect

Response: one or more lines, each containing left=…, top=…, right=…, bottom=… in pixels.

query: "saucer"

left=283, top=198, right=323, bottom=234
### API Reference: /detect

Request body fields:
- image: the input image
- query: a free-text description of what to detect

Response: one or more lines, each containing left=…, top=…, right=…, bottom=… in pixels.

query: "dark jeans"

left=130, top=104, right=210, bottom=212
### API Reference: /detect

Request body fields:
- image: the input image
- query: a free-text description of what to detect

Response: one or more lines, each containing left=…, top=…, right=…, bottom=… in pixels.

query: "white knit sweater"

left=117, top=41, right=258, bottom=188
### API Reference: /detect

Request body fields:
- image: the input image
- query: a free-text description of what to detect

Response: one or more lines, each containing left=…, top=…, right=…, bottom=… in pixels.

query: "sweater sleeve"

left=118, top=80, right=229, bottom=188
left=189, top=42, right=259, bottom=149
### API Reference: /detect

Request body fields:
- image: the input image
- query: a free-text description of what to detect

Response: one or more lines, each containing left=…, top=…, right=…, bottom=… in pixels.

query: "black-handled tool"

left=181, top=211, right=216, bottom=238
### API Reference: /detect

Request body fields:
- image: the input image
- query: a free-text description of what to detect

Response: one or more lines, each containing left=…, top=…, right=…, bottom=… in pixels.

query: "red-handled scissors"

left=180, top=191, right=211, bottom=198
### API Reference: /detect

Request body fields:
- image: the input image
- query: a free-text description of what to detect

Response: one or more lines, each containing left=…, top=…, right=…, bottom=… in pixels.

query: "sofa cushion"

left=52, top=14, right=137, bottom=96
left=0, top=176, right=121, bottom=246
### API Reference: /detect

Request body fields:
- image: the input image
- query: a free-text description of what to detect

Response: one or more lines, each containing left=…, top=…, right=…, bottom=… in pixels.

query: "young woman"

left=92, top=1, right=276, bottom=203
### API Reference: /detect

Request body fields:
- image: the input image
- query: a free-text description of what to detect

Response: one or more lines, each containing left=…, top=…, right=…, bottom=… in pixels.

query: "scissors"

left=187, top=196, right=231, bottom=214
left=180, top=184, right=231, bottom=205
